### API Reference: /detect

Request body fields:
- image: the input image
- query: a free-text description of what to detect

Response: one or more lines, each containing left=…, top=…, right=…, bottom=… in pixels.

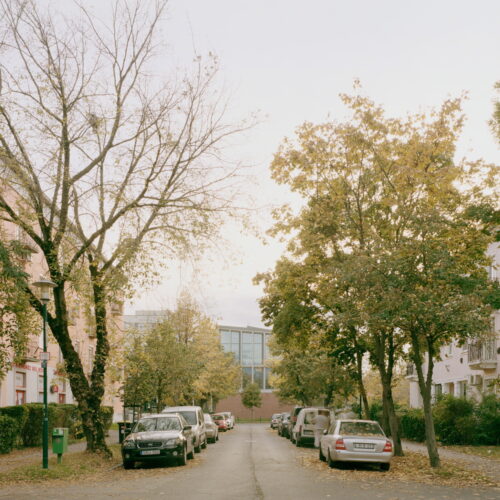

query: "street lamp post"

left=33, top=277, right=57, bottom=470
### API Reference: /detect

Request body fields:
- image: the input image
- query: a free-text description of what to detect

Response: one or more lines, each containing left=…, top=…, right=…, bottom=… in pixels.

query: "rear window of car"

left=133, top=417, right=181, bottom=432
left=304, top=411, right=316, bottom=424
left=212, top=414, right=224, bottom=420
left=339, top=422, right=384, bottom=437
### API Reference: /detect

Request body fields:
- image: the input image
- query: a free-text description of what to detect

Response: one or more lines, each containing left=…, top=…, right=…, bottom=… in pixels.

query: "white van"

left=162, top=406, right=207, bottom=452
left=291, top=407, right=333, bottom=447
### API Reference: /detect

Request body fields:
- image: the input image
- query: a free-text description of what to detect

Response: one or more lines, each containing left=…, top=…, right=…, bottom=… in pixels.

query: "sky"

left=125, top=0, right=500, bottom=327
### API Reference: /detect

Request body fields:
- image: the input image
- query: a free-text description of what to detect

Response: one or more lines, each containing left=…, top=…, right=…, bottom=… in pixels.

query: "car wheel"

left=380, top=462, right=390, bottom=471
left=201, top=437, right=207, bottom=449
left=295, top=435, right=301, bottom=447
left=123, top=460, right=134, bottom=470
left=187, top=447, right=194, bottom=460
left=177, top=446, right=187, bottom=466
left=216, top=433, right=219, bottom=441
left=194, top=440, right=201, bottom=453
left=319, top=446, right=326, bottom=462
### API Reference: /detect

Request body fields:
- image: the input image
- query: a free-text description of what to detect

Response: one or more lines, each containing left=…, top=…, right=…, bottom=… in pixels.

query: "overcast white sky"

left=126, top=0, right=500, bottom=327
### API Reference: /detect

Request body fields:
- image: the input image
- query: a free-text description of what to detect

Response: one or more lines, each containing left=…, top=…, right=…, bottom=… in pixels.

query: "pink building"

left=0, top=188, right=124, bottom=420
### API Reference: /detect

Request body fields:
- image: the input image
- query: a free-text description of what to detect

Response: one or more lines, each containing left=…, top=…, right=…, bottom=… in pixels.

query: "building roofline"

left=218, top=324, right=271, bottom=333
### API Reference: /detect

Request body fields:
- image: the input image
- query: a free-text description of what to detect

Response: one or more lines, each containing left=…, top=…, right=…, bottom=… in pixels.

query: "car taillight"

left=383, top=440, right=392, bottom=452
left=335, top=439, right=346, bottom=450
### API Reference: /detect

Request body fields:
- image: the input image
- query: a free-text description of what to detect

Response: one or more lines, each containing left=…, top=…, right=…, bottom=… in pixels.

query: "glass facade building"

left=219, top=325, right=273, bottom=392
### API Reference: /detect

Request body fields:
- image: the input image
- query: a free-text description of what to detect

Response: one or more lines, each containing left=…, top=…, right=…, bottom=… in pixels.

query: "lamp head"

left=32, top=277, right=57, bottom=303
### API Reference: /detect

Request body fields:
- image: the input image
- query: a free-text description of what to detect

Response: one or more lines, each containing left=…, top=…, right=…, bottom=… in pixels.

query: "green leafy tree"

left=262, top=90, right=498, bottom=466
left=241, top=382, right=262, bottom=419
left=0, top=237, right=38, bottom=378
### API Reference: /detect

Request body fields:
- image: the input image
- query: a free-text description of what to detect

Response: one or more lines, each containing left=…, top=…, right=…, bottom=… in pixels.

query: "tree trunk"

left=411, top=332, right=440, bottom=468
left=381, top=378, right=403, bottom=456
left=47, top=281, right=110, bottom=456
left=355, top=350, right=370, bottom=418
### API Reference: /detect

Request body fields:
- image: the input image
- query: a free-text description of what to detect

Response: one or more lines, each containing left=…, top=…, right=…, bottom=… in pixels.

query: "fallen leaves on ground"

left=298, top=449, right=499, bottom=489
left=0, top=444, right=201, bottom=486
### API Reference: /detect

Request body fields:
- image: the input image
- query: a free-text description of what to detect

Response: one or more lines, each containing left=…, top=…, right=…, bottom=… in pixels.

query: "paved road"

left=2, top=424, right=498, bottom=500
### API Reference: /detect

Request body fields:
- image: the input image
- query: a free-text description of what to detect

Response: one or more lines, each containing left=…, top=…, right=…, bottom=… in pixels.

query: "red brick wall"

left=215, top=392, right=294, bottom=419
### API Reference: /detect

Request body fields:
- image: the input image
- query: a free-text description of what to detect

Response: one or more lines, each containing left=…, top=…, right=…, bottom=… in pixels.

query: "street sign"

left=40, top=352, right=50, bottom=361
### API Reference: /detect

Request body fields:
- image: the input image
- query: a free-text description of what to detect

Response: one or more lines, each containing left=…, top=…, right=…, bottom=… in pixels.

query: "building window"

left=459, top=381, right=467, bottom=398
left=16, top=390, right=26, bottom=405
left=242, top=367, right=252, bottom=388
left=58, top=393, right=66, bottom=404
left=241, top=334, right=253, bottom=367
left=253, top=334, right=263, bottom=365
left=221, top=330, right=240, bottom=362
left=254, top=367, right=264, bottom=389
left=15, top=371, right=26, bottom=388
left=38, top=374, right=44, bottom=402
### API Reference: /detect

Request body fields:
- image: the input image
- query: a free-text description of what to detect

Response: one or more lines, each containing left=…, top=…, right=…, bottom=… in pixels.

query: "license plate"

left=354, top=443, right=375, bottom=450
left=141, top=450, right=160, bottom=455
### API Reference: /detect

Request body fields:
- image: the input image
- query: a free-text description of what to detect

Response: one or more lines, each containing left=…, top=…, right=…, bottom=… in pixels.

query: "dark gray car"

left=121, top=413, right=194, bottom=469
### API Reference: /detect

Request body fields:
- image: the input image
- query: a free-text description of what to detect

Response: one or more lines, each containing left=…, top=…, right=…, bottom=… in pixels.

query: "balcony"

left=21, top=341, right=40, bottom=362
left=468, top=337, right=498, bottom=370
left=405, top=363, right=418, bottom=380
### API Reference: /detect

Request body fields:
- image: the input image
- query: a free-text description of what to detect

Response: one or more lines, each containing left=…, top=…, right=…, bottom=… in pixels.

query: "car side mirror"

left=323, top=429, right=328, bottom=435
left=183, top=425, right=192, bottom=431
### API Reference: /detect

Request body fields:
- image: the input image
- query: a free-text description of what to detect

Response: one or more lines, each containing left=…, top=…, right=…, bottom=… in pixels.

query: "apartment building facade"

left=408, top=240, right=500, bottom=407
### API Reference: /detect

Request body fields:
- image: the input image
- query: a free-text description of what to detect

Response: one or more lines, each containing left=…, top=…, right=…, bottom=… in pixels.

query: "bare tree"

left=0, top=0, right=246, bottom=455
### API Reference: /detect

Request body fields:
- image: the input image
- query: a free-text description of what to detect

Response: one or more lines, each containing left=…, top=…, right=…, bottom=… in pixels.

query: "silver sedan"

left=319, top=419, right=393, bottom=471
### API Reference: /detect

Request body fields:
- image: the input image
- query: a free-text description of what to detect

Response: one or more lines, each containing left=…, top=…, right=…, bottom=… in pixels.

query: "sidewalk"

left=402, top=440, right=500, bottom=482
left=0, top=430, right=119, bottom=474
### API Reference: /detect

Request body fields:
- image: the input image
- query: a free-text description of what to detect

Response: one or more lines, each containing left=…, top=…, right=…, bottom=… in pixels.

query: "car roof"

left=163, top=406, right=201, bottom=411
left=138, top=413, right=180, bottom=419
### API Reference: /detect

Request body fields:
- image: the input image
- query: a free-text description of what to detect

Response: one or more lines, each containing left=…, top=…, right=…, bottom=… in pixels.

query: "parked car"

left=218, top=411, right=234, bottom=429
left=203, top=413, right=219, bottom=443
left=270, top=413, right=282, bottom=429
left=121, top=413, right=195, bottom=469
left=287, top=406, right=304, bottom=440
left=278, top=412, right=290, bottom=437
left=212, top=413, right=229, bottom=431
left=291, top=407, right=333, bottom=446
left=319, top=419, right=393, bottom=471
left=162, top=406, right=207, bottom=452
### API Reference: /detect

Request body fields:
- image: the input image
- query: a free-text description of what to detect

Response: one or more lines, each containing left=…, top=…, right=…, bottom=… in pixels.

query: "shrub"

left=21, top=403, right=45, bottom=447
left=475, top=394, right=500, bottom=445
left=433, top=395, right=476, bottom=445
left=0, top=405, right=27, bottom=447
left=399, top=408, right=426, bottom=442
left=0, top=415, right=18, bottom=453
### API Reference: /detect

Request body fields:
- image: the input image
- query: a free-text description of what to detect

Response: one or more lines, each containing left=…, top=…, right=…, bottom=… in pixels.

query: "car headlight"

left=164, top=438, right=182, bottom=448
left=123, top=439, right=136, bottom=449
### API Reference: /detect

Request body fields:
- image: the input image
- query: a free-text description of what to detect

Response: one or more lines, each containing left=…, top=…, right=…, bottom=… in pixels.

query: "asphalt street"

left=1, top=424, right=498, bottom=500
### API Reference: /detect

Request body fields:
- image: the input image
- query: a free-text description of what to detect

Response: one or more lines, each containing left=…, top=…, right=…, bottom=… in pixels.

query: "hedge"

left=399, top=408, right=426, bottom=442
left=394, top=394, right=500, bottom=446
left=0, top=403, right=114, bottom=448
left=0, top=415, right=18, bottom=453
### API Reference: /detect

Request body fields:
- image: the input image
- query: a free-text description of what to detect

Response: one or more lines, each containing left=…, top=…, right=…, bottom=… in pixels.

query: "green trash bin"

left=52, top=427, right=68, bottom=463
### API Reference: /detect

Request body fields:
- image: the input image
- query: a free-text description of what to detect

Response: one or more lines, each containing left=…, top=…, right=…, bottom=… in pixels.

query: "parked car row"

left=121, top=406, right=235, bottom=469
left=270, top=408, right=394, bottom=471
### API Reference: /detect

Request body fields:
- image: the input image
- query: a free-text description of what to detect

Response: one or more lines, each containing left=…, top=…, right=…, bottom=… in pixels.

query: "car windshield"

left=339, top=422, right=384, bottom=437
left=133, top=417, right=181, bottom=432
left=165, top=410, right=197, bottom=425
